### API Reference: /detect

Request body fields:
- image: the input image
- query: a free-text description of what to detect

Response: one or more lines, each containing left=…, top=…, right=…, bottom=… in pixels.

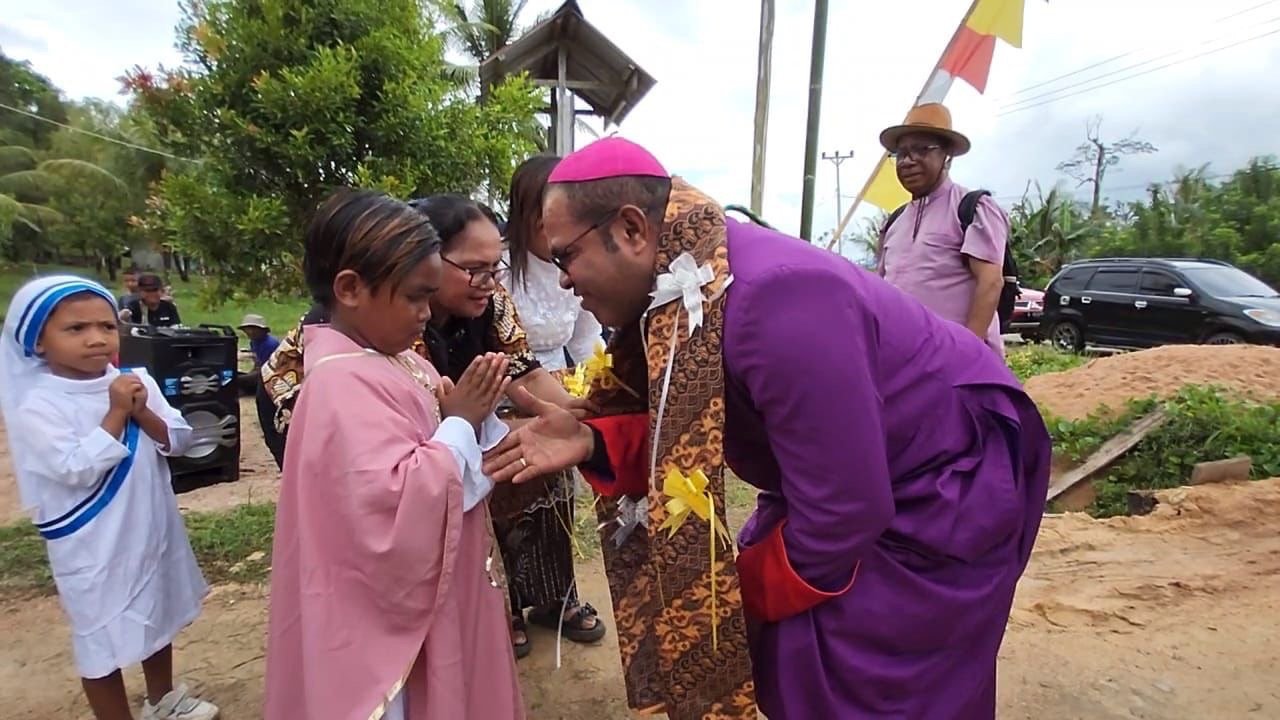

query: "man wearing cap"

left=482, top=137, right=1050, bottom=718
left=878, top=103, right=1011, bottom=356
left=236, top=314, right=279, bottom=396
left=123, top=273, right=181, bottom=327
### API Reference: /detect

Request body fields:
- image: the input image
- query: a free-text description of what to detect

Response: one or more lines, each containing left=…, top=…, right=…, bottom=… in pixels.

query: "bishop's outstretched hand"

left=483, top=386, right=592, bottom=484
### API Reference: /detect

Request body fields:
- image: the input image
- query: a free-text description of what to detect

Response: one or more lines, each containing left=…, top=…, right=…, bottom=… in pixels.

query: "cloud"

left=6, top=0, right=1279, bottom=246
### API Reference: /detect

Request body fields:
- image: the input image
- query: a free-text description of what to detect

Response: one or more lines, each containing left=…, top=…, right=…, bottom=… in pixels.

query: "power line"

left=0, top=102, right=198, bottom=163
left=997, top=26, right=1280, bottom=117
left=999, top=0, right=1280, bottom=101
left=1000, top=14, right=1280, bottom=112
left=994, top=172, right=1236, bottom=203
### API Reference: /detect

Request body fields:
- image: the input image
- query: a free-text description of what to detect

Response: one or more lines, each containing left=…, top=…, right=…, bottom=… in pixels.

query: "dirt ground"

left=1025, top=344, right=1280, bottom=419
left=3, top=479, right=1278, bottom=719
left=4, top=347, right=1280, bottom=718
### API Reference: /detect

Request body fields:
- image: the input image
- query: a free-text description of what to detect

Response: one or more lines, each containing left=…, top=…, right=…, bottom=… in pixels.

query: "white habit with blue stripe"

left=0, top=275, right=208, bottom=678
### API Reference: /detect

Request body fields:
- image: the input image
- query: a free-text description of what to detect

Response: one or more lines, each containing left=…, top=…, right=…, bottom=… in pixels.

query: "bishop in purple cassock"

left=483, top=137, right=1052, bottom=719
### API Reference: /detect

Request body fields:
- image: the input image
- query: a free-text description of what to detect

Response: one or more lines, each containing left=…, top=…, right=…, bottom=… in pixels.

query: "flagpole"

left=828, top=0, right=983, bottom=248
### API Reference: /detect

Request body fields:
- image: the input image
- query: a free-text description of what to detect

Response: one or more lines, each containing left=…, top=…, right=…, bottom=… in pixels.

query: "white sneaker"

left=141, top=684, right=220, bottom=720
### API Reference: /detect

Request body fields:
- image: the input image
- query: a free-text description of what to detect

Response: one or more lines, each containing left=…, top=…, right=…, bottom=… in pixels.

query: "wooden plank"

left=1046, top=409, right=1168, bottom=503
left=1190, top=456, right=1252, bottom=485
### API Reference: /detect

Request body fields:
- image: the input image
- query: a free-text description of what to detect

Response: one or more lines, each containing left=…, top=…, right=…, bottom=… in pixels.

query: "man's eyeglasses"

left=442, top=256, right=510, bottom=287
left=890, top=144, right=944, bottom=162
left=549, top=208, right=621, bottom=273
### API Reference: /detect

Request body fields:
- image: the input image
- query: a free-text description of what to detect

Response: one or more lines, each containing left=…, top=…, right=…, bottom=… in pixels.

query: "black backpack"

left=880, top=189, right=1020, bottom=332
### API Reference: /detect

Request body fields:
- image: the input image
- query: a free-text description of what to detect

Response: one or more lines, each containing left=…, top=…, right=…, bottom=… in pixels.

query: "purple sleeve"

left=960, top=196, right=1009, bottom=266
left=727, top=265, right=895, bottom=591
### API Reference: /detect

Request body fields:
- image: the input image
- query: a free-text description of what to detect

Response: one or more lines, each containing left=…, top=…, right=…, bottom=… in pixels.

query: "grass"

left=0, top=262, right=309, bottom=337
left=0, top=502, right=276, bottom=598
left=1006, top=344, right=1087, bottom=382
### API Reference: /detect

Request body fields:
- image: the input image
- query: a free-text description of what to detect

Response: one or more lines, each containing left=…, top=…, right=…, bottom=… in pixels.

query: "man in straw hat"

left=235, top=313, right=279, bottom=396
left=877, top=102, right=1012, bottom=356
left=481, top=136, right=1050, bottom=718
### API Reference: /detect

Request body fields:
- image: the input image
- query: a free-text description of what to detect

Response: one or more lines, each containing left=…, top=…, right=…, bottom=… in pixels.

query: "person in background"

left=411, top=193, right=607, bottom=659
left=503, top=155, right=604, bottom=370
left=235, top=314, right=279, bottom=396
left=877, top=103, right=1011, bottom=357
left=116, top=266, right=140, bottom=310
left=124, top=274, right=181, bottom=328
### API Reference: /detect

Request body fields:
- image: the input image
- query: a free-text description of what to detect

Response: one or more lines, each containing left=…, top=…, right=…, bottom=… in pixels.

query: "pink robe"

left=264, top=326, right=523, bottom=719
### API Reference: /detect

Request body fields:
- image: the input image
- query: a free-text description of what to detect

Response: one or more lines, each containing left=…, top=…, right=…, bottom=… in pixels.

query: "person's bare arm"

left=507, top=367, right=597, bottom=417
left=965, top=258, right=1004, bottom=338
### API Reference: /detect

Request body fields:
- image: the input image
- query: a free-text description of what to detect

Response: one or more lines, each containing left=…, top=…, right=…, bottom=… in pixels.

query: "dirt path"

left=4, top=480, right=1277, bottom=719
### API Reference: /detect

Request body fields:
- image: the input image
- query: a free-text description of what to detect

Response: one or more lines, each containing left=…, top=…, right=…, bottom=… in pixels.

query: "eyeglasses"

left=442, top=256, right=510, bottom=287
left=890, top=144, right=944, bottom=161
left=548, top=208, right=620, bottom=273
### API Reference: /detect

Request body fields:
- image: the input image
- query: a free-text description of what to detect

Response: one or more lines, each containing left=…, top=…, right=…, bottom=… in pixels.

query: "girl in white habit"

left=502, top=154, right=604, bottom=371
left=0, top=276, right=218, bottom=720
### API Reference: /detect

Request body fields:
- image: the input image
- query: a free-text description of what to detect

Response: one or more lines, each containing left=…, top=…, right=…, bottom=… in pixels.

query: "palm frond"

left=0, top=170, right=57, bottom=197
left=0, top=146, right=39, bottom=173
left=19, top=202, right=65, bottom=227
left=37, top=159, right=126, bottom=190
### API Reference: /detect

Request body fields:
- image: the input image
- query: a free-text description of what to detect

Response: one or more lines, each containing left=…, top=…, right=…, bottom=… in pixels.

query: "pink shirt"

left=879, top=179, right=1010, bottom=356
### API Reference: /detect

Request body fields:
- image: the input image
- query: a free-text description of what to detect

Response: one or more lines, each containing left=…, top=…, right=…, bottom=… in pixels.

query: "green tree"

left=1008, top=183, right=1099, bottom=287
left=0, top=49, right=68, bottom=149
left=125, top=0, right=541, bottom=299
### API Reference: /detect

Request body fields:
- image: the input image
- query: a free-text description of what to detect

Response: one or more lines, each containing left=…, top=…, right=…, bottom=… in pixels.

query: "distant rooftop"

left=478, top=0, right=655, bottom=128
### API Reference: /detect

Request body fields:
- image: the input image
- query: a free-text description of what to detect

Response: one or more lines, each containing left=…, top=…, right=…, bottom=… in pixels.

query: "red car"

left=1007, top=287, right=1044, bottom=340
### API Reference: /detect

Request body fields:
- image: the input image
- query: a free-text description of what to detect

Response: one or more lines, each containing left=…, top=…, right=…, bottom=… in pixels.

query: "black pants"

left=255, top=382, right=286, bottom=470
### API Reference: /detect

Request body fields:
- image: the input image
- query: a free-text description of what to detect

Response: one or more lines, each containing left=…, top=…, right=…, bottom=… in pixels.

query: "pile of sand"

left=1025, top=344, right=1280, bottom=419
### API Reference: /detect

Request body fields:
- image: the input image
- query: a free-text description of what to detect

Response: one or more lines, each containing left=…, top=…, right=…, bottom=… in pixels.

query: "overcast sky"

left=3, top=0, right=1279, bottom=251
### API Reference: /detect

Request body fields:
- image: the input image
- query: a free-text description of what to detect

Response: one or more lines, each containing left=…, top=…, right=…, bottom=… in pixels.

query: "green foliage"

left=1005, top=344, right=1087, bottom=382
left=1041, top=386, right=1279, bottom=518
left=126, top=0, right=542, bottom=299
left=1042, top=397, right=1159, bottom=465
left=1091, top=386, right=1280, bottom=517
left=0, top=502, right=277, bottom=596
left=1008, top=184, right=1100, bottom=289
left=0, top=51, right=68, bottom=149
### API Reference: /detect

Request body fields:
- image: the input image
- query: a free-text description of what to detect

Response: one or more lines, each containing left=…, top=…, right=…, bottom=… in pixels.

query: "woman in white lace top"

left=503, top=155, right=603, bottom=371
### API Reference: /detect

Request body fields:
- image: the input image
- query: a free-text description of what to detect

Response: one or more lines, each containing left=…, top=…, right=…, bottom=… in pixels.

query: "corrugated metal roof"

left=478, top=0, right=655, bottom=126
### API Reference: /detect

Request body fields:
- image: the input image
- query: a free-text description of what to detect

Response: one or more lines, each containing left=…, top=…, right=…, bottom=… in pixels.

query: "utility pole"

left=750, top=0, right=775, bottom=215
left=822, top=150, right=854, bottom=255
left=798, top=0, right=830, bottom=242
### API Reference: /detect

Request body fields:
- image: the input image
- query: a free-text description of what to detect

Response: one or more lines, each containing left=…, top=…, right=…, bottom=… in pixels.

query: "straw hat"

left=879, top=103, right=971, bottom=156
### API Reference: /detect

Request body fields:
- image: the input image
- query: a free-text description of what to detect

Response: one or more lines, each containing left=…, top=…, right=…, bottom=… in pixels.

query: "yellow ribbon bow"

left=659, top=467, right=733, bottom=650
left=561, top=363, right=590, bottom=398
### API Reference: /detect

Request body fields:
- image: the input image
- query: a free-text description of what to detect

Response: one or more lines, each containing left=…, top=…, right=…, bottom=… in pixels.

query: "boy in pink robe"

left=264, top=189, right=524, bottom=719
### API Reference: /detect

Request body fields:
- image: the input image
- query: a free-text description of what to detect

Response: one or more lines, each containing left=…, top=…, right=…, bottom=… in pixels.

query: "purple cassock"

left=719, top=218, right=1050, bottom=718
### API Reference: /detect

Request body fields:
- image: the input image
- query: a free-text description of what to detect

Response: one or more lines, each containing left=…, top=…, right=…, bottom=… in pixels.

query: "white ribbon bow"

left=649, top=252, right=716, bottom=332
left=602, top=496, right=649, bottom=547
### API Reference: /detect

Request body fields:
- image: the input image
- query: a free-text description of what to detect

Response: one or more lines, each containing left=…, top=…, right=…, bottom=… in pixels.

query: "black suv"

left=1039, top=258, right=1280, bottom=352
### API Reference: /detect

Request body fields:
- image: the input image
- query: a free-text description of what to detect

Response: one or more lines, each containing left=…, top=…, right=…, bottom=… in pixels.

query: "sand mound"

left=1025, top=344, right=1280, bottom=419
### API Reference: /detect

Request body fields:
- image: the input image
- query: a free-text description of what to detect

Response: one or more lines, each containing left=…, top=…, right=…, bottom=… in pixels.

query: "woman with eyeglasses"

left=409, top=193, right=607, bottom=660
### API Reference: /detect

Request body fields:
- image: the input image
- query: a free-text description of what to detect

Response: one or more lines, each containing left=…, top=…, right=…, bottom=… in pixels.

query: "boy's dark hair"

left=303, top=189, right=443, bottom=307
left=136, top=273, right=163, bottom=290
left=506, top=155, right=560, bottom=289
left=406, top=194, right=496, bottom=253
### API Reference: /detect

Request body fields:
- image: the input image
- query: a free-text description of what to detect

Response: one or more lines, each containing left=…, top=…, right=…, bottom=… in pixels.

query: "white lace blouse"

left=503, top=253, right=603, bottom=371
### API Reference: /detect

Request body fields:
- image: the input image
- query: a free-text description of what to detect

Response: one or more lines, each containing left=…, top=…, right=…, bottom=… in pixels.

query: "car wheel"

left=1050, top=321, right=1085, bottom=353
left=1205, top=331, right=1244, bottom=345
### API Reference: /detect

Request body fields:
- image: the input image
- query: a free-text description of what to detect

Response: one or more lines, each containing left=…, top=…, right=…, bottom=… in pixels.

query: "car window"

left=1139, top=271, right=1182, bottom=296
left=1053, top=267, right=1095, bottom=293
left=1182, top=266, right=1278, bottom=298
left=1086, top=269, right=1139, bottom=293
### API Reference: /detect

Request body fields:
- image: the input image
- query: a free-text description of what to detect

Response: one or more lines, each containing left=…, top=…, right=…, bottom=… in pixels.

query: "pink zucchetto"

left=547, top=136, right=669, bottom=184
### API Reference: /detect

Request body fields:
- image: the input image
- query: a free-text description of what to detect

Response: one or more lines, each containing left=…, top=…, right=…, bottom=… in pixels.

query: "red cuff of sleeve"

left=581, top=414, right=649, bottom=497
left=736, top=519, right=857, bottom=622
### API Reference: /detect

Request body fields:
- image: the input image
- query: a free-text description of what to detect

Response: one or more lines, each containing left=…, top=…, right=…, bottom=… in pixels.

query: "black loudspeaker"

left=118, top=324, right=241, bottom=491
